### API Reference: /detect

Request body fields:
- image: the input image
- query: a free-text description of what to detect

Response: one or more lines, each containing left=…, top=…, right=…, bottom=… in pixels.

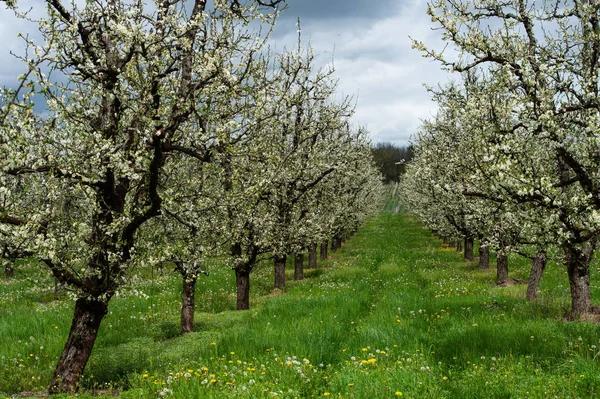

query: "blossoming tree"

left=409, top=0, right=600, bottom=317
left=0, top=0, right=283, bottom=392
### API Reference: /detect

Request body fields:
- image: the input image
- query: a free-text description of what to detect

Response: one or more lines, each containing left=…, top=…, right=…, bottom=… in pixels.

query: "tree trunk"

left=442, top=236, right=450, bottom=246
left=556, top=158, right=594, bottom=317
left=308, top=243, right=317, bottom=269
left=49, top=298, right=108, bottom=393
left=496, top=253, right=509, bottom=285
left=564, top=244, right=594, bottom=316
left=448, top=239, right=456, bottom=248
left=320, top=241, right=328, bottom=260
left=4, top=261, right=14, bottom=278
left=456, top=239, right=463, bottom=252
left=180, top=276, right=197, bottom=335
left=54, top=277, right=61, bottom=300
left=274, top=254, right=286, bottom=290
left=294, top=253, right=304, bottom=281
left=478, top=245, right=490, bottom=270
left=464, top=237, right=475, bottom=261
left=526, top=252, right=546, bottom=302
left=235, top=268, right=250, bottom=310
left=332, top=235, right=342, bottom=252
left=232, top=243, right=250, bottom=311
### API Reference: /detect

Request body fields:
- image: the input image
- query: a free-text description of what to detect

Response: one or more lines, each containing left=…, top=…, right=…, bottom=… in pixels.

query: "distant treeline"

left=371, top=142, right=413, bottom=183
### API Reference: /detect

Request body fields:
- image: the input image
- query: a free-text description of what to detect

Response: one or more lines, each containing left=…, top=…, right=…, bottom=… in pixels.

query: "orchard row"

left=0, top=0, right=383, bottom=394
left=402, top=1, right=600, bottom=321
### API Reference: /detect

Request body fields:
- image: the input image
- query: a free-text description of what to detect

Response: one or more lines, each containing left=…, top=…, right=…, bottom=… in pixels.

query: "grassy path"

left=142, top=211, right=600, bottom=398
left=2, top=211, right=600, bottom=398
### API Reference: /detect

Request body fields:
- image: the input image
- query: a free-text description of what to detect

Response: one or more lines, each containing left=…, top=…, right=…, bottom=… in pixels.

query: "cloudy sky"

left=273, top=0, right=450, bottom=147
left=0, top=0, right=449, bottom=147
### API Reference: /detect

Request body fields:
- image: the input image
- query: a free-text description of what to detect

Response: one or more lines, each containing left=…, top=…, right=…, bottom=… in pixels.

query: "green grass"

left=1, top=211, right=600, bottom=398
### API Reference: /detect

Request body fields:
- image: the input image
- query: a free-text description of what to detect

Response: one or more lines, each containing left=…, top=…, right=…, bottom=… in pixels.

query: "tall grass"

left=1, top=211, right=599, bottom=398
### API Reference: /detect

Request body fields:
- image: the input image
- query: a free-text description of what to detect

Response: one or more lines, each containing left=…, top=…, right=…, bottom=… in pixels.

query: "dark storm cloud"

left=279, top=0, right=405, bottom=22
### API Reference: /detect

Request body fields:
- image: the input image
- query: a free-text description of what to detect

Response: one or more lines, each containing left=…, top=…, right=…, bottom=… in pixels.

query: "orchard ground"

left=1, top=203, right=600, bottom=398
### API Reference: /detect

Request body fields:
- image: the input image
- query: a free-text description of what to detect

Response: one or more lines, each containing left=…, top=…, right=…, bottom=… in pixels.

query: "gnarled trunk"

left=49, top=298, right=109, bottom=393
left=464, top=237, right=474, bottom=261
left=526, top=252, right=546, bottom=301
left=235, top=268, right=250, bottom=310
left=496, top=253, right=509, bottom=285
left=180, top=276, right=197, bottom=334
left=274, top=254, right=286, bottom=290
left=308, top=243, right=317, bottom=269
left=294, top=253, right=304, bottom=281
left=478, top=244, right=490, bottom=270
left=564, top=243, right=594, bottom=316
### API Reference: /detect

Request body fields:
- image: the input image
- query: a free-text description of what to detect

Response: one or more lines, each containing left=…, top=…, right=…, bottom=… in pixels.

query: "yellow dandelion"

left=323, top=393, right=331, bottom=397
left=395, top=392, right=403, bottom=396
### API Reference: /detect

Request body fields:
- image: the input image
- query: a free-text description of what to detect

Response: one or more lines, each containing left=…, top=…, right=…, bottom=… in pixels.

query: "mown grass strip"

left=1, top=211, right=600, bottom=398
